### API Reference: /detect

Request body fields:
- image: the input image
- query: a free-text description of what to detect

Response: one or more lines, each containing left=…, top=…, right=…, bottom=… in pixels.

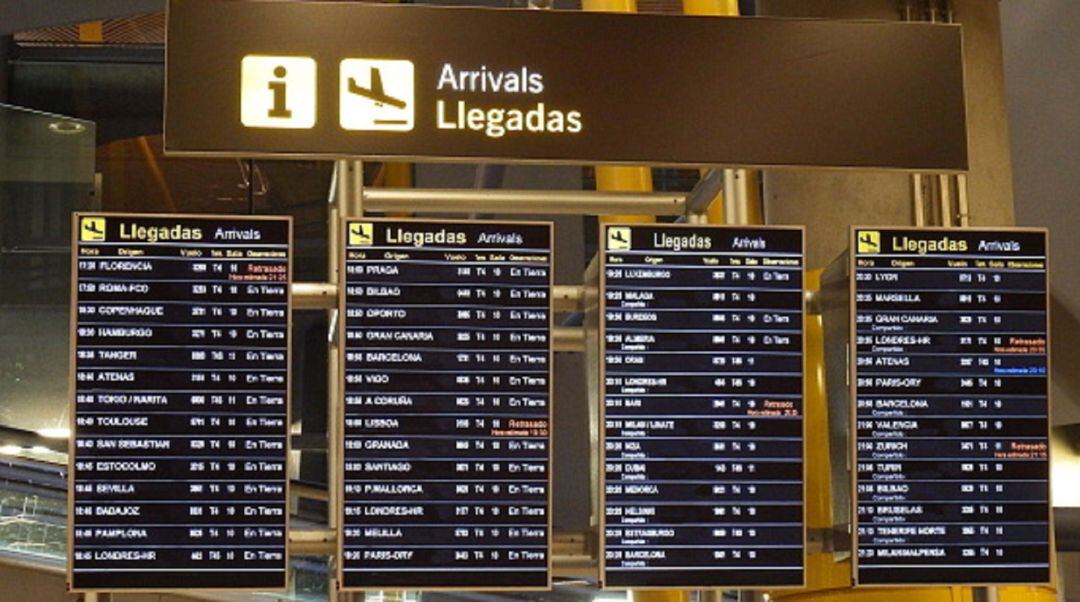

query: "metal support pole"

left=380, top=160, right=414, bottom=218
left=552, top=530, right=593, bottom=578
left=328, top=161, right=360, bottom=537
left=972, top=586, right=999, bottom=602
left=343, top=160, right=364, bottom=217
left=724, top=169, right=737, bottom=224
left=291, top=481, right=330, bottom=502
left=928, top=171, right=941, bottom=225
left=469, top=163, right=507, bottom=219
left=723, top=168, right=751, bottom=225
left=553, top=326, right=586, bottom=352
left=956, top=173, right=970, bottom=227
left=290, top=528, right=337, bottom=556
left=327, top=161, right=343, bottom=536
left=683, top=168, right=725, bottom=219
left=473, top=163, right=507, bottom=190
left=552, top=285, right=586, bottom=313
left=292, top=282, right=338, bottom=310
left=330, top=160, right=362, bottom=600
left=700, top=590, right=725, bottom=602
left=362, top=187, right=684, bottom=216
left=900, top=0, right=916, bottom=21
left=938, top=173, right=953, bottom=226
left=591, top=167, right=655, bottom=225
left=912, top=174, right=926, bottom=226
left=582, top=254, right=603, bottom=543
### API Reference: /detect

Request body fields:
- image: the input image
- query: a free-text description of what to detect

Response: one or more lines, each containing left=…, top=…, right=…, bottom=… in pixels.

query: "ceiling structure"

left=0, top=0, right=164, bottom=36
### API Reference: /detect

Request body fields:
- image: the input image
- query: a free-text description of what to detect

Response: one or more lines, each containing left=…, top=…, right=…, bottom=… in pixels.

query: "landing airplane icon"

left=348, top=67, right=406, bottom=109
left=350, top=223, right=373, bottom=245
left=858, top=233, right=879, bottom=251
left=80, top=217, right=107, bottom=241
left=339, top=58, right=414, bottom=131
left=607, top=226, right=632, bottom=250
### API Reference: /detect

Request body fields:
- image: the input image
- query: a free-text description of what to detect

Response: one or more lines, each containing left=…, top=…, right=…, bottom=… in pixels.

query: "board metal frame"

left=597, top=222, right=808, bottom=590
left=847, top=225, right=1054, bottom=588
left=67, top=212, right=294, bottom=594
left=336, top=216, right=555, bottom=592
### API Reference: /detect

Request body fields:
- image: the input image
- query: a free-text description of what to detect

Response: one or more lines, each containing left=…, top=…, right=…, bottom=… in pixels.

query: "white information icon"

left=240, top=55, right=317, bottom=129
left=339, top=59, right=415, bottom=132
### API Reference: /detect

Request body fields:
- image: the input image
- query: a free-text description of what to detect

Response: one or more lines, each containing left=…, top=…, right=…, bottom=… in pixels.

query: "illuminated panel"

left=600, top=224, right=805, bottom=588
left=852, top=227, right=1051, bottom=585
left=69, top=213, right=291, bottom=592
left=167, top=0, right=968, bottom=171
left=339, top=218, right=552, bottom=590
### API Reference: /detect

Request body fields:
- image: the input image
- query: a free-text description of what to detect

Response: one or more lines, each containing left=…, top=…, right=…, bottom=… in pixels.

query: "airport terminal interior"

left=0, top=0, right=1077, bottom=601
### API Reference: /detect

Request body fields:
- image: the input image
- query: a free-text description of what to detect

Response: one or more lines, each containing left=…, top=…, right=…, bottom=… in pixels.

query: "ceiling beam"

left=1, top=0, right=164, bottom=36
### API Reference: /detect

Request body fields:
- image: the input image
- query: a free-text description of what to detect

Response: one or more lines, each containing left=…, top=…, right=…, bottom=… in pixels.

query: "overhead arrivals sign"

left=166, top=0, right=967, bottom=170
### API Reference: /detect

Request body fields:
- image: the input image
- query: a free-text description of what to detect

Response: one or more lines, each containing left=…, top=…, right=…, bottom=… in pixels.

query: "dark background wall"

left=1000, top=0, right=1080, bottom=425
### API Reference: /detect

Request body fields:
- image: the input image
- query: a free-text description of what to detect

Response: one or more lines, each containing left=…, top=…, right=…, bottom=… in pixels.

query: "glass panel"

left=0, top=453, right=330, bottom=601
left=0, top=111, right=617, bottom=598
left=0, top=104, right=95, bottom=437
left=0, top=456, right=66, bottom=563
left=0, top=102, right=93, bottom=574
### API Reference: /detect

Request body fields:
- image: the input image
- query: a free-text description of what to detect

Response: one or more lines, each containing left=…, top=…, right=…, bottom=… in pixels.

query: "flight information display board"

left=339, top=218, right=552, bottom=590
left=851, top=227, right=1051, bottom=585
left=68, top=213, right=291, bottom=592
left=600, top=224, right=805, bottom=588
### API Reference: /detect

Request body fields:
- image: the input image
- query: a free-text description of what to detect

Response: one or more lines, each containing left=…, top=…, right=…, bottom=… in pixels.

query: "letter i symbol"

left=268, top=66, right=292, bottom=118
left=241, top=55, right=315, bottom=129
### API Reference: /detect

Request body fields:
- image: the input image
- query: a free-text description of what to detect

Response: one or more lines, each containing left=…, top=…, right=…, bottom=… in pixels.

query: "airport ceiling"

left=2, top=0, right=725, bottom=40
left=0, top=0, right=165, bottom=36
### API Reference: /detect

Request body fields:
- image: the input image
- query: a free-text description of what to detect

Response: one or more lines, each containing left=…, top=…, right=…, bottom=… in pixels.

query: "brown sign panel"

left=165, top=0, right=967, bottom=170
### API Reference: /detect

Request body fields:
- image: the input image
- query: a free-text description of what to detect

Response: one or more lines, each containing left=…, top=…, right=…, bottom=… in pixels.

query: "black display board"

left=339, top=218, right=552, bottom=590
left=851, top=227, right=1051, bottom=585
left=68, top=213, right=291, bottom=592
left=600, top=224, right=805, bottom=588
